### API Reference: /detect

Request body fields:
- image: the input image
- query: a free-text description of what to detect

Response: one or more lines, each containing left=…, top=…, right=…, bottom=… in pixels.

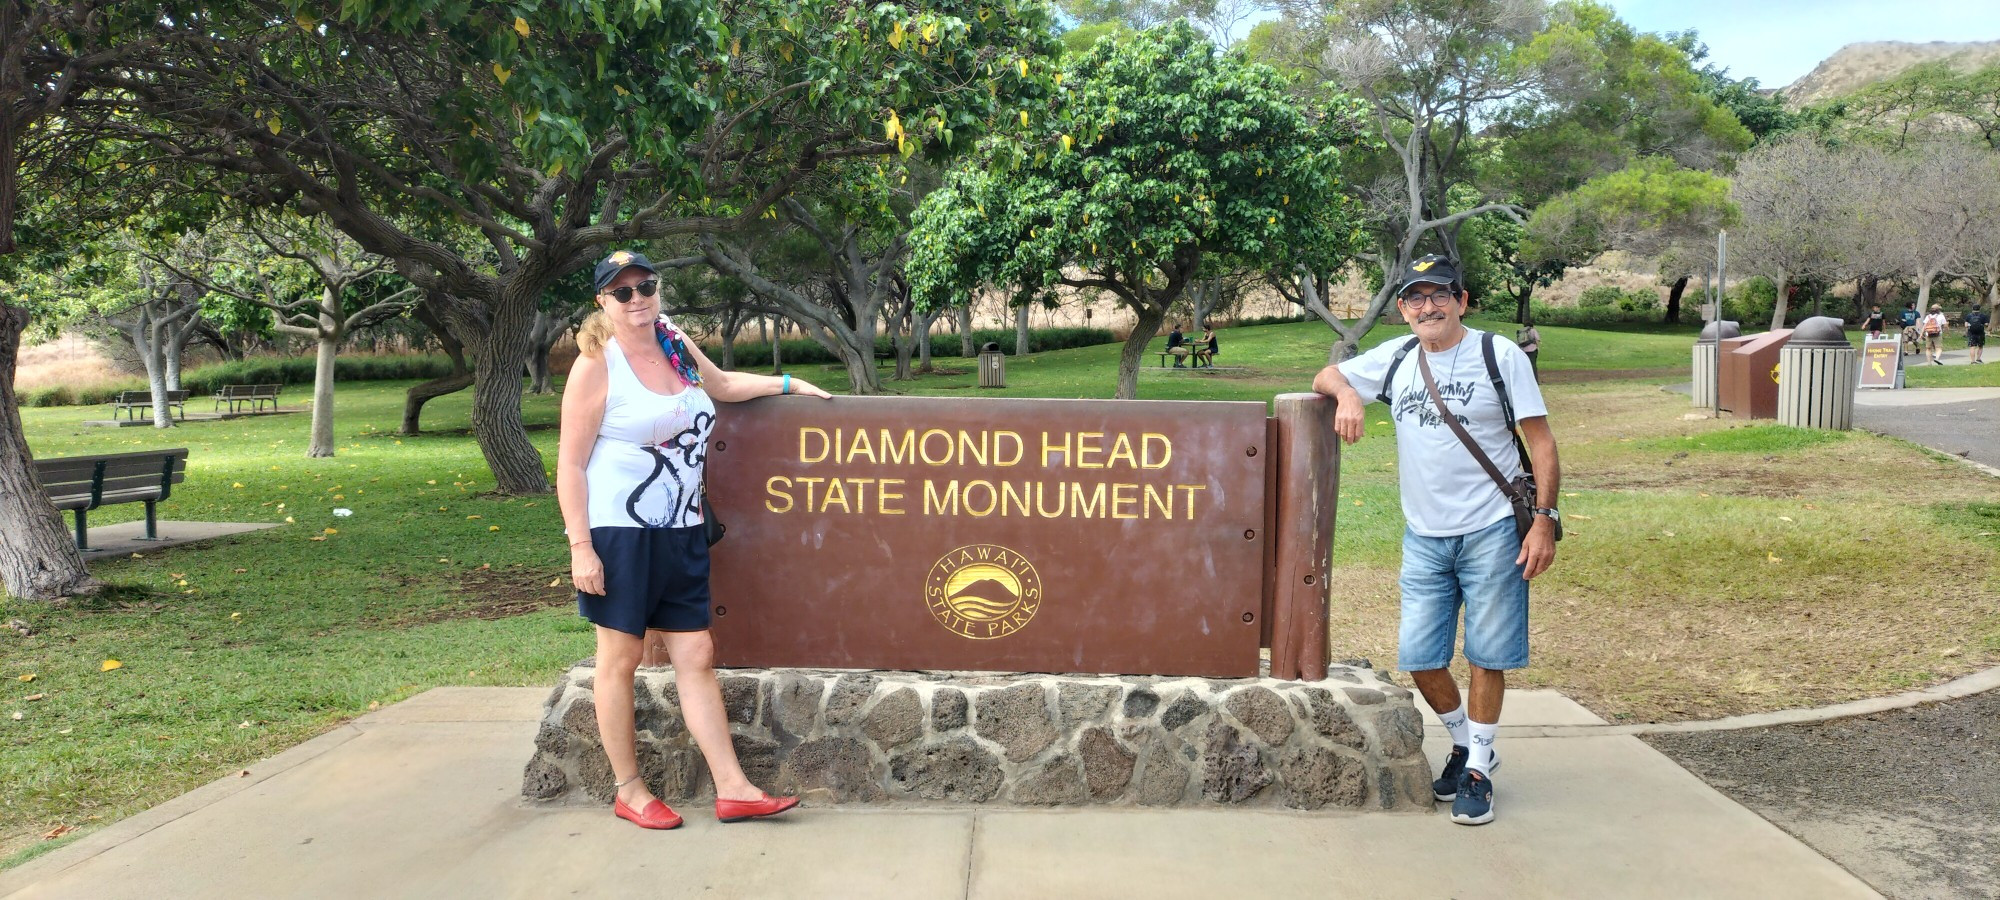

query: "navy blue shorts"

left=577, top=526, right=712, bottom=636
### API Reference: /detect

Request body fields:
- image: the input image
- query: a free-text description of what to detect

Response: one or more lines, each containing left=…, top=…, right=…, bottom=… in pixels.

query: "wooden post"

left=1268, top=393, right=1338, bottom=680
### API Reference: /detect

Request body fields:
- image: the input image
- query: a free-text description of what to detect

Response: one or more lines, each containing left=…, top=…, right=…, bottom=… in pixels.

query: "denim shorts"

left=1396, top=516, right=1530, bottom=671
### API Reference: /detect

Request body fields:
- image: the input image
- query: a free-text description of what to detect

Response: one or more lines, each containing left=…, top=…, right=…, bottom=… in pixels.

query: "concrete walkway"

left=77, top=521, right=279, bottom=562
left=0, top=687, right=1875, bottom=900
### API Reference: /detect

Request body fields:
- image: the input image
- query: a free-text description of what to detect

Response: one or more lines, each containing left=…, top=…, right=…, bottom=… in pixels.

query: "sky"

left=1605, top=0, right=2000, bottom=88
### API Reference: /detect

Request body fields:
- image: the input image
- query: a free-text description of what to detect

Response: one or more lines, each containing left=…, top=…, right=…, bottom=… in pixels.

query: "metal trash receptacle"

left=1777, top=316, right=1857, bottom=430
left=1692, top=320, right=1740, bottom=408
left=978, top=342, right=1005, bottom=388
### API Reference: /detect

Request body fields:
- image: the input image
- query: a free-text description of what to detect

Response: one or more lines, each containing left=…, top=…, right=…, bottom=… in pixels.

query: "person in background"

left=1863, top=305, right=1885, bottom=339
left=1921, top=304, right=1949, bottom=365
left=1514, top=324, right=1541, bottom=374
left=1964, top=305, right=1988, bottom=365
left=1196, top=324, right=1219, bottom=368
left=1898, top=302, right=1922, bottom=355
left=1166, top=322, right=1188, bottom=367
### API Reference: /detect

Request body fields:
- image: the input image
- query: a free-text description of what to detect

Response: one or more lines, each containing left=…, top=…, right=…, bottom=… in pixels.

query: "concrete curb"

left=0, top=723, right=363, bottom=896
left=1494, top=664, right=2000, bottom=739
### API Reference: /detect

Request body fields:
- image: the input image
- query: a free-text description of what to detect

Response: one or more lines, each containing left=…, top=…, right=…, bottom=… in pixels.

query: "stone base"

left=522, top=664, right=1433, bottom=811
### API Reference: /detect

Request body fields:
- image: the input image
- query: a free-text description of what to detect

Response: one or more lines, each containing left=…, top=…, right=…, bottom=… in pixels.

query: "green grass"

left=1904, top=362, right=2000, bottom=388
left=3, top=317, right=1995, bottom=865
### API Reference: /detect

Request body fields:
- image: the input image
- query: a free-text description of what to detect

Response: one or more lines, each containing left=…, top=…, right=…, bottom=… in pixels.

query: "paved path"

left=0, top=687, right=1874, bottom=900
left=77, top=521, right=279, bottom=562
left=1852, top=388, right=2000, bottom=471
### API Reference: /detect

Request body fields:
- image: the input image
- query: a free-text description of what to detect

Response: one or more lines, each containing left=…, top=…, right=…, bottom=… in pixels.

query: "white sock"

left=1435, top=705, right=1469, bottom=748
left=1468, top=720, right=1499, bottom=774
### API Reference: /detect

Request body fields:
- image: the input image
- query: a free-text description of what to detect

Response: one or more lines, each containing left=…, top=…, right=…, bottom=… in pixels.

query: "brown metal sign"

left=698, top=396, right=1271, bottom=676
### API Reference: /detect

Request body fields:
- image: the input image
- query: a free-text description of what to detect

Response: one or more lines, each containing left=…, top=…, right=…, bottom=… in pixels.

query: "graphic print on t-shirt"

left=1394, top=376, right=1475, bottom=429
left=624, top=409, right=714, bottom=528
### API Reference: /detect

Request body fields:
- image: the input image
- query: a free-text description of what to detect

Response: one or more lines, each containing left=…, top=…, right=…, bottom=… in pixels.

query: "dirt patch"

left=1647, top=690, right=2000, bottom=900
left=387, top=567, right=573, bottom=626
left=1536, top=366, right=1680, bottom=383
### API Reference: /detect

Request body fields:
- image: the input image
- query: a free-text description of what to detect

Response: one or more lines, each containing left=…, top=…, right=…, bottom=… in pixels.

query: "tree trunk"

left=1768, top=273, right=1791, bottom=332
left=307, top=327, right=338, bottom=458
left=957, top=306, right=974, bottom=357
left=1915, top=272, right=1933, bottom=316
left=1665, top=276, right=1688, bottom=325
left=402, top=294, right=471, bottom=435
left=719, top=309, right=741, bottom=371
left=770, top=320, right=783, bottom=375
left=527, top=349, right=554, bottom=395
left=1116, top=303, right=1168, bottom=400
left=917, top=310, right=935, bottom=373
left=128, top=315, right=175, bottom=430
left=0, top=301, right=98, bottom=601
left=1515, top=281, right=1536, bottom=327
left=1014, top=303, right=1030, bottom=356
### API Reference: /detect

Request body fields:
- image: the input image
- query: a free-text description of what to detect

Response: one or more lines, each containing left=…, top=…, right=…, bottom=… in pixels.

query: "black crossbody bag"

left=701, top=492, right=725, bottom=546
left=1415, top=334, right=1545, bottom=540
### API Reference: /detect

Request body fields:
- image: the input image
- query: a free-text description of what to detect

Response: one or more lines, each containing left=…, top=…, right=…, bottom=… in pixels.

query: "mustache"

left=1417, top=311, right=1449, bottom=323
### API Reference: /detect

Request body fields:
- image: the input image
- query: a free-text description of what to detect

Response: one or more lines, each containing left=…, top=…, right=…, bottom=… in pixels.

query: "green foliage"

left=723, top=326, right=1117, bottom=366
left=1059, top=22, right=1131, bottom=57
left=1577, top=285, right=1623, bottom=308
left=14, top=355, right=457, bottom=407
left=1524, top=156, right=1737, bottom=264
left=1724, top=277, right=1778, bottom=325
left=1524, top=300, right=1665, bottom=327
left=909, top=21, right=1371, bottom=314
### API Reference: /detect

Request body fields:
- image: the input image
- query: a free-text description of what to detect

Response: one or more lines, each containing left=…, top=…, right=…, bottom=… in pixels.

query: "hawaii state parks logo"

left=924, top=543, right=1043, bottom=640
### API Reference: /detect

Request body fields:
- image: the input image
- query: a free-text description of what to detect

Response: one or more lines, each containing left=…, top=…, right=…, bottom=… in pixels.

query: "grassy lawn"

left=4, top=317, right=1997, bottom=864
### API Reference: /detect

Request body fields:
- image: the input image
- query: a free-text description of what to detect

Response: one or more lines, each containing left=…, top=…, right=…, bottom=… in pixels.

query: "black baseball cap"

left=593, top=250, right=658, bottom=292
left=1396, top=254, right=1461, bottom=295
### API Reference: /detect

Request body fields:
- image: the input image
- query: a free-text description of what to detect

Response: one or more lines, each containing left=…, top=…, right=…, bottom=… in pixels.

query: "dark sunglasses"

left=602, top=279, right=660, bottom=304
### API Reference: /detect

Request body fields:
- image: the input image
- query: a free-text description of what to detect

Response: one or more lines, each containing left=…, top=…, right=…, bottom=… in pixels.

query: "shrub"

left=1577, top=285, right=1624, bottom=308
left=1617, top=289, right=1660, bottom=313
left=719, top=326, right=1118, bottom=366
left=1522, top=301, right=1662, bottom=326
left=17, top=353, right=458, bottom=407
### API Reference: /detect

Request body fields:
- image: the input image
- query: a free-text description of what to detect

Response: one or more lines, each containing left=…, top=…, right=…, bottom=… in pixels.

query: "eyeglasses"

left=1399, top=290, right=1458, bottom=310
left=602, top=279, right=659, bottom=304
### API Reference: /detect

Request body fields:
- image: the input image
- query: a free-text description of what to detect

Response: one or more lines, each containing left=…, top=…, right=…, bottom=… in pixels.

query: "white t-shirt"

left=1921, top=313, right=1947, bottom=335
left=585, top=335, right=716, bottom=529
left=1337, top=329, right=1548, bottom=537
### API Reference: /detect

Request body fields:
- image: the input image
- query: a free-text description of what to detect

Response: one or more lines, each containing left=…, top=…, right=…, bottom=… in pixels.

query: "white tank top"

left=585, top=335, right=716, bottom=529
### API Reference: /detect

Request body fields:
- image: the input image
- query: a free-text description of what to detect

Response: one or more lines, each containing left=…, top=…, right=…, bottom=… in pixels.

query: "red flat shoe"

left=614, top=796, right=683, bottom=830
left=715, top=793, right=800, bottom=823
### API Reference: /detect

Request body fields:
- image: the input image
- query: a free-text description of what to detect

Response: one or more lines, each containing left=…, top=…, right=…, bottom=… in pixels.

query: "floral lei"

left=653, top=320, right=703, bottom=388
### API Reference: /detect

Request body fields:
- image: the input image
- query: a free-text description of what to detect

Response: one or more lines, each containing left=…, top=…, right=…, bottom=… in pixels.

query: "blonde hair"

left=576, top=309, right=614, bottom=358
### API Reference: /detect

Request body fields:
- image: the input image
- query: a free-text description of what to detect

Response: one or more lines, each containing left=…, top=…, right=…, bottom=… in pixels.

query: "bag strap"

left=1418, top=347, right=1528, bottom=505
left=1479, top=332, right=1533, bottom=473
left=1376, top=336, right=1422, bottom=406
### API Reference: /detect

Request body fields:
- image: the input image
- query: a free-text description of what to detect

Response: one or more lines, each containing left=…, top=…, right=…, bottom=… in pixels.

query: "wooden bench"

left=215, top=383, right=282, bottom=413
left=110, top=389, right=189, bottom=421
left=34, top=448, right=190, bottom=550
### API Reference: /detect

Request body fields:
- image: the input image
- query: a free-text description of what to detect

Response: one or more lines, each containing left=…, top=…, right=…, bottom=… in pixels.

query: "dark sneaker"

left=1452, top=770, right=1495, bottom=825
left=1432, top=746, right=1468, bottom=801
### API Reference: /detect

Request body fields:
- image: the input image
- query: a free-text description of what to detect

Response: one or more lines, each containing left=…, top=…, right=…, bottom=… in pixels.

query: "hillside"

left=1781, top=40, right=2000, bottom=107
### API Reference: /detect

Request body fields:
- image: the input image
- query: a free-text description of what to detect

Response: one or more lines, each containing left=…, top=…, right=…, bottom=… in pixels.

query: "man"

left=1166, top=322, right=1188, bottom=367
left=1898, top=302, right=1921, bottom=355
left=1311, top=255, right=1561, bottom=826
left=1921, top=304, right=1949, bottom=365
left=1965, top=305, right=1988, bottom=365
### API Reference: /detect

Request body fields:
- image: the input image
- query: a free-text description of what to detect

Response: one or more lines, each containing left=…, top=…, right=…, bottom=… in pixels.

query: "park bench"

left=34, top=448, right=190, bottom=550
left=214, top=383, right=282, bottom=413
left=109, top=389, right=189, bottom=421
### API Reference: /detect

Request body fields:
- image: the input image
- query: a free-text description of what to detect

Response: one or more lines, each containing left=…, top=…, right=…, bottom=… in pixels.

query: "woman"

left=557, top=250, right=831, bottom=830
left=1196, top=325, right=1219, bottom=368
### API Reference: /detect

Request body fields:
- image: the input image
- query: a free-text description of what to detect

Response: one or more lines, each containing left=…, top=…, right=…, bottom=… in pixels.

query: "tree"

left=1728, top=136, right=1867, bottom=330
left=96, top=0, right=1061, bottom=493
left=1959, top=151, right=2000, bottom=320
left=910, top=22, right=1371, bottom=398
left=109, top=239, right=211, bottom=427
left=1524, top=156, right=1737, bottom=288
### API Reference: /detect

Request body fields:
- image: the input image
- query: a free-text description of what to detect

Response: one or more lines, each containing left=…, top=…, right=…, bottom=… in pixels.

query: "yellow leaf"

left=1020, top=110, right=1029, bottom=127
left=466, top=515, right=482, bottom=520
left=889, top=21, right=904, bottom=49
left=1777, top=515, right=1794, bottom=522
left=1019, top=58, right=1029, bottom=78
left=266, top=117, right=281, bottom=135
left=232, top=482, right=244, bottom=489
left=1060, top=134, right=1073, bottom=152
left=283, top=516, right=295, bottom=524
left=488, top=525, right=501, bottom=532
left=1661, top=530, right=1676, bottom=537
left=1268, top=216, right=1276, bottom=224
left=426, top=480, right=437, bottom=485
left=549, top=578, right=563, bottom=588
left=1569, top=514, right=1593, bottom=521
left=1765, top=552, right=1782, bottom=564
left=922, top=22, right=936, bottom=43
left=731, top=37, right=740, bottom=56
left=1283, top=194, right=1289, bottom=205
left=16, top=674, right=33, bottom=682
left=323, top=528, right=338, bottom=535
left=231, top=612, right=241, bottom=619
left=613, top=84, right=629, bottom=97
left=101, top=660, right=123, bottom=672
left=295, top=14, right=317, bottom=31
left=1054, top=72, right=1063, bottom=86
left=514, top=16, right=530, bottom=38
left=493, top=62, right=511, bottom=85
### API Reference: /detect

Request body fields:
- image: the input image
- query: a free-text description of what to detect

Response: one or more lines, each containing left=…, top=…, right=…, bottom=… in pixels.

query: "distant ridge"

left=1781, top=40, right=2000, bottom=107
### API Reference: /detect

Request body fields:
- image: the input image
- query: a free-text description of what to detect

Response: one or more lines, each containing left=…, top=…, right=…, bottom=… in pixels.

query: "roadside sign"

left=1859, top=335, right=1901, bottom=389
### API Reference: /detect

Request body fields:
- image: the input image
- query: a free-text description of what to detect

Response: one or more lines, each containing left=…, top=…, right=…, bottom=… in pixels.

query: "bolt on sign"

left=696, top=396, right=1285, bottom=676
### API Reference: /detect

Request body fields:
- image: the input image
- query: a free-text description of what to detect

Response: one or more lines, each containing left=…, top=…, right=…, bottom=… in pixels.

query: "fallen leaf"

left=1564, top=492, right=1578, bottom=498
left=1803, top=503, right=1818, bottom=510
left=466, top=515, right=482, bottom=520
left=426, top=480, right=437, bottom=485
left=57, top=728, right=71, bottom=735
left=100, top=659, right=122, bottom=672
left=1569, top=514, right=1594, bottom=521
left=368, top=700, right=380, bottom=711
left=489, top=525, right=501, bottom=532
left=238, top=720, right=253, bottom=729
left=283, top=516, right=295, bottom=524
left=1698, top=492, right=1711, bottom=498
left=323, top=528, right=338, bottom=535
left=1765, top=552, right=1782, bottom=564
left=17, top=674, right=33, bottom=682
left=130, top=553, right=144, bottom=559
left=230, top=612, right=241, bottom=620
left=1777, top=516, right=1794, bottom=523
left=548, top=577, right=562, bottom=588
left=234, top=568, right=247, bottom=574
left=309, top=536, right=326, bottom=542
left=232, top=482, right=244, bottom=489
left=1661, top=530, right=1676, bottom=537
left=25, top=693, right=44, bottom=701
left=41, top=824, right=72, bottom=840
left=239, top=770, right=251, bottom=778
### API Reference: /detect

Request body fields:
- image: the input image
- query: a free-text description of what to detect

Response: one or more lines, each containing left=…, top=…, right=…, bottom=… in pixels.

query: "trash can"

left=1691, top=320, right=1740, bottom=408
left=1720, top=328, right=1792, bottom=419
left=1777, top=316, right=1857, bottom=430
left=977, top=342, right=1005, bottom=388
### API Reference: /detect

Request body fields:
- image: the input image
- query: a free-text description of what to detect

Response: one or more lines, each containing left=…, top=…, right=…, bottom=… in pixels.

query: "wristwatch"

left=1533, top=507, right=1563, bottom=541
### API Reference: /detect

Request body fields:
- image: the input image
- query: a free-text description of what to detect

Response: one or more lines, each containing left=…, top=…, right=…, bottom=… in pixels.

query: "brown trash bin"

left=978, top=342, right=1005, bottom=388
left=1719, top=329, right=1792, bottom=419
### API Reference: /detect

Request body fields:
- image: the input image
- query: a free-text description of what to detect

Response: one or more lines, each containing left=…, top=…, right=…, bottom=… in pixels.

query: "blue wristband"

left=782, top=374, right=791, bottom=395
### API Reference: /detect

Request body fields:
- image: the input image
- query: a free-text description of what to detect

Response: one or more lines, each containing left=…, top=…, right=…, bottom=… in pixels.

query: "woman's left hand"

left=788, top=378, right=833, bottom=399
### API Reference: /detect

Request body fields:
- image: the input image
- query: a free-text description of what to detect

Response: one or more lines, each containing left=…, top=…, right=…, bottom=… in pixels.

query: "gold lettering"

left=1107, top=433, right=1137, bottom=469
left=925, top=480, right=959, bottom=515
left=846, top=429, right=877, bottom=465
left=764, top=476, right=795, bottom=513
left=1175, top=484, right=1207, bottom=517
left=963, top=480, right=997, bottom=517
left=1111, top=483, right=1138, bottom=519
left=878, top=478, right=905, bottom=515
left=1040, top=431, right=1071, bottom=468
left=880, top=429, right=915, bottom=465
left=1143, top=484, right=1173, bottom=519
left=958, top=431, right=988, bottom=466
left=920, top=429, right=955, bottom=466
left=1034, top=480, right=1066, bottom=518
left=795, top=476, right=824, bottom=510
left=1001, top=481, right=1031, bottom=517
left=993, top=431, right=1024, bottom=466
left=1075, top=432, right=1105, bottom=468
left=1070, top=482, right=1106, bottom=518
left=821, top=477, right=851, bottom=514
left=800, top=427, right=831, bottom=463
left=1142, top=433, right=1172, bottom=469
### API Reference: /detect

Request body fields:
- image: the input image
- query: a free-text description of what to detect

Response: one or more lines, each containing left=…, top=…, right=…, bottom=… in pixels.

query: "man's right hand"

left=1332, top=389, right=1366, bottom=445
